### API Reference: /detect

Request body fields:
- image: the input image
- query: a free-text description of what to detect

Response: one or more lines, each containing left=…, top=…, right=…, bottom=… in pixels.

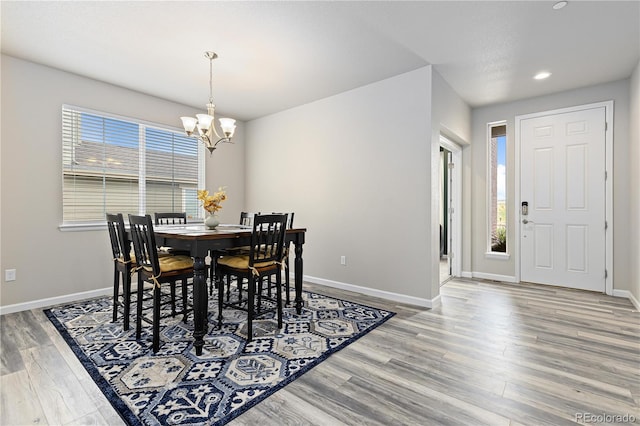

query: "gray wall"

left=431, top=71, right=471, bottom=297
left=244, top=66, right=470, bottom=305
left=468, top=78, right=633, bottom=293
left=0, top=55, right=245, bottom=308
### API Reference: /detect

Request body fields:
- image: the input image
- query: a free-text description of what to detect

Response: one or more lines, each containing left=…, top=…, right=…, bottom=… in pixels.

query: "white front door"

left=519, top=106, right=606, bottom=292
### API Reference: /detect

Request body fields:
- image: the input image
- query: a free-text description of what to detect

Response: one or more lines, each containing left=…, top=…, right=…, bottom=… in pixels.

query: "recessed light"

left=553, top=1, right=568, bottom=10
left=534, top=71, right=552, bottom=80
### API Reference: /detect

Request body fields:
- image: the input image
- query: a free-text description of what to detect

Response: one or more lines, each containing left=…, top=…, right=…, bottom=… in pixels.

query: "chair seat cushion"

left=222, top=245, right=251, bottom=255
left=217, top=255, right=277, bottom=271
left=142, top=255, right=194, bottom=273
left=122, top=250, right=171, bottom=264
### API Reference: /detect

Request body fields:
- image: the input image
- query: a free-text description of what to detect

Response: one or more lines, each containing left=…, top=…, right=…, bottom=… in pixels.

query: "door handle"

left=522, top=219, right=534, bottom=224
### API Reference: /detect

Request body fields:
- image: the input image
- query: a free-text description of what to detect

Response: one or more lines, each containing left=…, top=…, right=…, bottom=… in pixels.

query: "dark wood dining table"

left=152, top=223, right=307, bottom=355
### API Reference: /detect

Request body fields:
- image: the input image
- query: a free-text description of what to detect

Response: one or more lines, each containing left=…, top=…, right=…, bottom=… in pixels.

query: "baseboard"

left=461, top=271, right=473, bottom=279
left=0, top=287, right=112, bottom=315
left=612, top=289, right=640, bottom=311
left=304, top=275, right=441, bottom=309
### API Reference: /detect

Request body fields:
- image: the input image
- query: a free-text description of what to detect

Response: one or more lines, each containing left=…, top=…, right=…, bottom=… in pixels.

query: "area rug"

left=44, top=287, right=394, bottom=425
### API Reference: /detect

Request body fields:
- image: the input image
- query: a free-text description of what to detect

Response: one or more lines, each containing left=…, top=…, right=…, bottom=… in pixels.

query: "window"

left=488, top=122, right=507, bottom=254
left=62, top=105, right=204, bottom=226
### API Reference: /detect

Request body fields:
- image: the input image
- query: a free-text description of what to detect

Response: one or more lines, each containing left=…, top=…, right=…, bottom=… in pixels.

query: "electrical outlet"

left=340, top=256, right=346, bottom=266
left=5, top=269, right=16, bottom=282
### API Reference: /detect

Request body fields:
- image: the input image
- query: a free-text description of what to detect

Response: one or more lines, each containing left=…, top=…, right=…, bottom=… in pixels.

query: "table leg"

left=294, top=240, right=304, bottom=314
left=192, top=256, right=208, bottom=356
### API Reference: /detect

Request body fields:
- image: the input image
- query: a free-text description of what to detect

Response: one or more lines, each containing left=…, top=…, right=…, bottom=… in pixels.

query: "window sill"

left=59, top=219, right=203, bottom=232
left=59, top=222, right=106, bottom=232
left=485, top=252, right=511, bottom=260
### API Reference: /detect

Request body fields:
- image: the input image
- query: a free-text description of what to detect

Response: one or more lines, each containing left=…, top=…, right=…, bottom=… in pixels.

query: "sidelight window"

left=488, top=122, right=507, bottom=254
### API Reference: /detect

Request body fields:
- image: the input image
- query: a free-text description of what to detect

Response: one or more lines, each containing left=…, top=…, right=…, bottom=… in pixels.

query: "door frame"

left=440, top=135, right=462, bottom=279
left=514, top=101, right=613, bottom=295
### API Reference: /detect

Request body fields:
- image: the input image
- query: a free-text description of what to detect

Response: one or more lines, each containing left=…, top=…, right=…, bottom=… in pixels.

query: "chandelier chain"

left=209, top=55, right=214, bottom=104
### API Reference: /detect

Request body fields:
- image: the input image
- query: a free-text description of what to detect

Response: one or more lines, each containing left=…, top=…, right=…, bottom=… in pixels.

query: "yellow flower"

left=198, top=187, right=227, bottom=214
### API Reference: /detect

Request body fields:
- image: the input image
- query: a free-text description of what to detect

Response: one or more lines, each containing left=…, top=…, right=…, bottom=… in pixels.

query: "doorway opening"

left=440, top=136, right=462, bottom=285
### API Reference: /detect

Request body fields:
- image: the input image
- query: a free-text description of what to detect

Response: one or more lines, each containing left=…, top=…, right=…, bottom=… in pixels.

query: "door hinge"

left=448, top=162, right=454, bottom=169
left=605, top=122, right=608, bottom=131
left=605, top=221, right=608, bottom=230
left=605, top=171, right=607, bottom=180
left=605, top=269, right=608, bottom=279
left=449, top=207, right=455, bottom=214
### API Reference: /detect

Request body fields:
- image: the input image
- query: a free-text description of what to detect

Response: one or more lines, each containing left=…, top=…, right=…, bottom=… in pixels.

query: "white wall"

left=245, top=67, right=440, bottom=304
left=629, top=60, right=640, bottom=304
left=430, top=71, right=471, bottom=297
left=469, top=79, right=633, bottom=292
left=0, top=55, right=245, bottom=309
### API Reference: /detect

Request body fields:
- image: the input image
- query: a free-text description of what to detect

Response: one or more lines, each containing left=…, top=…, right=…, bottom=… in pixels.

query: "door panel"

left=534, top=148, right=553, bottom=209
left=520, top=107, right=605, bottom=292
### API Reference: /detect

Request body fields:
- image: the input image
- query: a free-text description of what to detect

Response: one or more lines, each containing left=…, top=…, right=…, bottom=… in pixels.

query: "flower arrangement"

left=197, top=187, right=227, bottom=216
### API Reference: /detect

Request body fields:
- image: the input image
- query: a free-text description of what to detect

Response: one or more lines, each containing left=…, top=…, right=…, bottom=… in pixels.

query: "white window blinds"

left=62, top=105, right=203, bottom=224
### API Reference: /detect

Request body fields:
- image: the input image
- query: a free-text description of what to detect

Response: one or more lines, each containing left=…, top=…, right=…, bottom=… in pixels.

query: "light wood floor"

left=1, top=278, right=639, bottom=425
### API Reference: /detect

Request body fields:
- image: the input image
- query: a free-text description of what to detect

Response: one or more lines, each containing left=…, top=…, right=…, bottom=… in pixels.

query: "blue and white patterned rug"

left=44, top=287, right=394, bottom=425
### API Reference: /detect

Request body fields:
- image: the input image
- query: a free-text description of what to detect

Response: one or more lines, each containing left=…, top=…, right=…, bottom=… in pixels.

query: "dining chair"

left=215, top=213, right=288, bottom=341
left=209, top=211, right=260, bottom=296
left=154, top=212, right=190, bottom=256
left=129, top=214, right=194, bottom=353
left=279, top=212, right=295, bottom=305
left=239, top=211, right=260, bottom=227
left=154, top=212, right=187, bottom=225
left=106, top=213, right=135, bottom=331
left=261, top=212, right=295, bottom=305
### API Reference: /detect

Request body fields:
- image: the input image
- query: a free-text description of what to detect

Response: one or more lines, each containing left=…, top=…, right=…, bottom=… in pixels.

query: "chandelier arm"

left=214, top=137, right=233, bottom=146
left=210, top=125, right=224, bottom=141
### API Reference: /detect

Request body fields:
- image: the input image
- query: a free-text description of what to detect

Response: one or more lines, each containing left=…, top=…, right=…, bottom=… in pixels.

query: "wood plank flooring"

left=1, top=278, right=638, bottom=425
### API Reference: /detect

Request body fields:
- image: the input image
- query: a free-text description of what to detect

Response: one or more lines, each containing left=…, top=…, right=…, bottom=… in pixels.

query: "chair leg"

left=284, top=260, right=290, bottom=306
left=217, top=269, right=224, bottom=329
left=153, top=284, right=161, bottom=353
left=209, top=252, right=214, bottom=296
left=136, top=276, right=144, bottom=340
left=247, top=276, right=255, bottom=341
left=257, top=278, right=264, bottom=314
left=228, top=274, right=233, bottom=302
left=112, top=264, right=119, bottom=323
left=123, top=270, right=131, bottom=331
left=170, top=282, right=177, bottom=317
left=181, top=278, right=189, bottom=323
left=276, top=271, right=283, bottom=329
left=209, top=250, right=217, bottom=296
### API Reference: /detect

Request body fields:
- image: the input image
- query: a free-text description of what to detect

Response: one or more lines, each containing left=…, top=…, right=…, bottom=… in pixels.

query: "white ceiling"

left=1, top=1, right=639, bottom=121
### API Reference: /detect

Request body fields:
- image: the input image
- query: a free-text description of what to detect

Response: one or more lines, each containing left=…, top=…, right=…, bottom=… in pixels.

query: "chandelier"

left=180, top=51, right=236, bottom=154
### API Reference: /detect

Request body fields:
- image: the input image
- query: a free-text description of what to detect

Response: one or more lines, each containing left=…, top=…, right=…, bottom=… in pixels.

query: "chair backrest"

left=106, top=213, right=132, bottom=263
left=272, top=212, right=295, bottom=229
left=154, top=212, right=187, bottom=225
left=129, top=214, right=161, bottom=276
left=240, top=211, right=260, bottom=227
left=249, top=214, right=288, bottom=266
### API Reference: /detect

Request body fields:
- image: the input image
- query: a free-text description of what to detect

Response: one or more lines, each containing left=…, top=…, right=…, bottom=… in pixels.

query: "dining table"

left=151, top=223, right=307, bottom=356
